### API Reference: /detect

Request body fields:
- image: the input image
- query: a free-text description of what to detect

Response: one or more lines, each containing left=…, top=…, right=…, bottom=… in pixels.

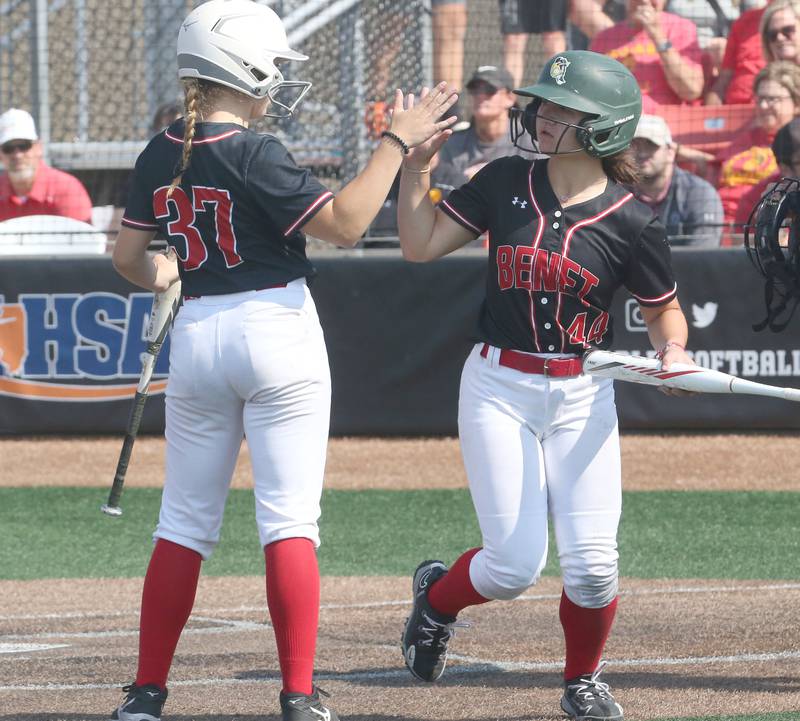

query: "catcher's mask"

left=744, top=176, right=800, bottom=331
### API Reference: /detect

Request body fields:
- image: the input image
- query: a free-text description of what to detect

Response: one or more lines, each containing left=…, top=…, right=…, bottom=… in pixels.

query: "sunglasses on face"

left=767, top=24, right=796, bottom=42
left=1, top=139, right=33, bottom=154
left=468, top=82, right=500, bottom=96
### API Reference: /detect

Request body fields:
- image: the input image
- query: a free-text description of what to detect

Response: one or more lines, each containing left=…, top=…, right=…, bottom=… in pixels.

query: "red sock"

left=136, top=539, right=202, bottom=689
left=427, top=547, right=490, bottom=617
left=265, top=538, right=320, bottom=695
left=559, top=590, right=618, bottom=680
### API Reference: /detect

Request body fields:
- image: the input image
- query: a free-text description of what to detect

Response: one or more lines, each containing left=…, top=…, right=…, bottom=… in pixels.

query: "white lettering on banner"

left=726, top=351, right=741, bottom=376
left=742, top=350, right=759, bottom=377
left=616, top=350, right=800, bottom=377
left=709, top=350, right=725, bottom=371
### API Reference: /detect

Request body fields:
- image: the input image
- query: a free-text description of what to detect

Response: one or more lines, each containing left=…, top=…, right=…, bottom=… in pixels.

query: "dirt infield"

left=1, top=434, right=799, bottom=720
left=2, top=575, right=799, bottom=720
left=2, top=432, right=799, bottom=491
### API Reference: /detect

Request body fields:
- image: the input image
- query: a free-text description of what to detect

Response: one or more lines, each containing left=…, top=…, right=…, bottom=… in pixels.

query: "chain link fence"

left=0, top=0, right=760, bottom=250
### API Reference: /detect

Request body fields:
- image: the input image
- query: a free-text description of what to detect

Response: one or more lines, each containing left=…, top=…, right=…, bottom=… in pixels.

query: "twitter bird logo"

left=692, top=302, right=718, bottom=329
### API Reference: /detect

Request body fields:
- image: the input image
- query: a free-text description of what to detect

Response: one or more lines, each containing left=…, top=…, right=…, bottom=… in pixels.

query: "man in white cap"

left=630, top=113, right=724, bottom=246
left=0, top=108, right=91, bottom=223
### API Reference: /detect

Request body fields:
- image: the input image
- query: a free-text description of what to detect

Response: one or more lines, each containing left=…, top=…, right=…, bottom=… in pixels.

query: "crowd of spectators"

left=3, top=0, right=799, bottom=250
left=417, top=0, right=800, bottom=248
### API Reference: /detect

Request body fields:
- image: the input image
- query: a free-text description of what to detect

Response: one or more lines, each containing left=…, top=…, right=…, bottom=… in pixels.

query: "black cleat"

left=560, top=665, right=623, bottom=720
left=280, top=685, right=339, bottom=721
left=401, top=559, right=467, bottom=682
left=109, top=683, right=168, bottom=721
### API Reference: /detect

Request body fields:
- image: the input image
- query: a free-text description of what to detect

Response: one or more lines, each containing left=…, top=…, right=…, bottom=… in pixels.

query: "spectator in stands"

left=716, top=61, right=800, bottom=230
left=432, top=1, right=468, bottom=120
left=431, top=66, right=524, bottom=190
left=629, top=114, right=724, bottom=246
left=0, top=108, right=92, bottom=224
left=734, top=114, right=800, bottom=228
left=590, top=0, right=704, bottom=106
left=706, top=1, right=800, bottom=106
left=760, top=0, right=800, bottom=65
left=500, top=1, right=568, bottom=88
left=570, top=0, right=620, bottom=46
left=666, top=0, right=738, bottom=91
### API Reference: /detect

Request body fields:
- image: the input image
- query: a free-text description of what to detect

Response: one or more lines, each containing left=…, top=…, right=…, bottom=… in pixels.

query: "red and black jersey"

left=440, top=156, right=677, bottom=353
left=122, top=119, right=333, bottom=297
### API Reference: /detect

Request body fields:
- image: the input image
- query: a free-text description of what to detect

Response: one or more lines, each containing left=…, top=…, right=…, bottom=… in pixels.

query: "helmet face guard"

left=265, top=78, right=312, bottom=118
left=745, top=176, right=800, bottom=331
left=510, top=99, right=598, bottom=156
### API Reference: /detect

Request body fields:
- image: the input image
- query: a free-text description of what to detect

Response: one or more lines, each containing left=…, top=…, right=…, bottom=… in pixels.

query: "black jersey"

left=440, top=157, right=677, bottom=354
left=122, top=120, right=333, bottom=296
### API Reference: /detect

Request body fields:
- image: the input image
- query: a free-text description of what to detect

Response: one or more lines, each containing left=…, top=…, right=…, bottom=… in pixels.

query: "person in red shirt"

left=0, top=108, right=92, bottom=223
left=716, top=61, right=800, bottom=239
left=706, top=5, right=766, bottom=105
left=734, top=114, right=800, bottom=234
left=590, top=0, right=704, bottom=106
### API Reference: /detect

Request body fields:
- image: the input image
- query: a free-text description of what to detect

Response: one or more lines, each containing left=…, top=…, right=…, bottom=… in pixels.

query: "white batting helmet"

left=177, top=0, right=311, bottom=117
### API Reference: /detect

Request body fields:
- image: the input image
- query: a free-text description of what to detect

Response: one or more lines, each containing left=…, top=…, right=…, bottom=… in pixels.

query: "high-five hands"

left=388, top=82, right=458, bottom=162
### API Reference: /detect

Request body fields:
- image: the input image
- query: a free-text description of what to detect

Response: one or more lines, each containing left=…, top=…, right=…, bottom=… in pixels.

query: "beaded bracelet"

left=381, top=130, right=410, bottom=155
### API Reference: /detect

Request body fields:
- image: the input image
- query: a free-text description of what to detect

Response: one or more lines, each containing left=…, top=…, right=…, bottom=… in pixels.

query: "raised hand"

left=389, top=82, right=458, bottom=152
left=393, top=85, right=458, bottom=170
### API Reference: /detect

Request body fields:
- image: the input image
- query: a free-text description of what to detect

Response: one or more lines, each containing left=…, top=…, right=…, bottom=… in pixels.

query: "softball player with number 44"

left=108, top=2, right=456, bottom=720
left=398, top=51, right=694, bottom=720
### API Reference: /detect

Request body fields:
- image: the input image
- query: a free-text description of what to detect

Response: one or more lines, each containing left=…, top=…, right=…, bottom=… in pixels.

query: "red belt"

left=184, top=283, right=287, bottom=301
left=480, top=343, right=583, bottom=377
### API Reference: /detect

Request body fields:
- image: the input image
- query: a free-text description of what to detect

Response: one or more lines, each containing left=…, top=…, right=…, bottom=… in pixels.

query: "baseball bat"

left=583, top=349, right=800, bottom=402
left=101, top=280, right=183, bottom=517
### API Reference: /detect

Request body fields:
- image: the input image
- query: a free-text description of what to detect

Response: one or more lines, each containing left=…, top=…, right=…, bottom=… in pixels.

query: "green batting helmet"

left=513, top=51, right=642, bottom=158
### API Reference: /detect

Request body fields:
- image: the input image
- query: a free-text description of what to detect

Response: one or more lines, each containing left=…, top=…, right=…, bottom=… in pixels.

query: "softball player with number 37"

left=398, top=51, right=694, bottom=720
left=108, top=2, right=456, bottom=720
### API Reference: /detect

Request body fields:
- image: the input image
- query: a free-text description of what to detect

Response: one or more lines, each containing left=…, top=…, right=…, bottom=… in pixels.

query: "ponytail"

left=602, top=148, right=640, bottom=186
left=166, top=78, right=201, bottom=198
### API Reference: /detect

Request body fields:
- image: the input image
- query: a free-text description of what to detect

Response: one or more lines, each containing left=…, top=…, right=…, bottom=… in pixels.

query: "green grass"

left=1, top=488, right=799, bottom=580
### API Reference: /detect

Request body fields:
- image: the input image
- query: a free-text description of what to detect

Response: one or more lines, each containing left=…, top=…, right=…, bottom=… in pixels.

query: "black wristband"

left=381, top=130, right=410, bottom=155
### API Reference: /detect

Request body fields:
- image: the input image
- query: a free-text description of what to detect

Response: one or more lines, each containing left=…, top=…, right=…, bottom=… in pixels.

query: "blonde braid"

left=166, top=79, right=201, bottom=198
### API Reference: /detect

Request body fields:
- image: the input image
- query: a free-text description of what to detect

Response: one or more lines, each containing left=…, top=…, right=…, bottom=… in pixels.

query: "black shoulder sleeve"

left=623, top=216, right=678, bottom=306
left=438, top=159, right=501, bottom=235
left=121, top=149, right=159, bottom=231
left=246, top=136, right=333, bottom=236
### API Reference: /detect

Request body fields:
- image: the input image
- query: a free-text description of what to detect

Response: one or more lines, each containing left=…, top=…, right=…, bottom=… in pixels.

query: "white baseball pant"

left=458, top=343, right=621, bottom=608
left=155, top=279, right=331, bottom=560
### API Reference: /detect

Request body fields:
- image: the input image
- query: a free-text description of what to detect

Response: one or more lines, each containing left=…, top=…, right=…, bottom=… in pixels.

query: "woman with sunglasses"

left=0, top=108, right=92, bottom=224
left=398, top=50, right=692, bottom=721
left=761, top=0, right=800, bottom=66
left=108, top=1, right=456, bottom=720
